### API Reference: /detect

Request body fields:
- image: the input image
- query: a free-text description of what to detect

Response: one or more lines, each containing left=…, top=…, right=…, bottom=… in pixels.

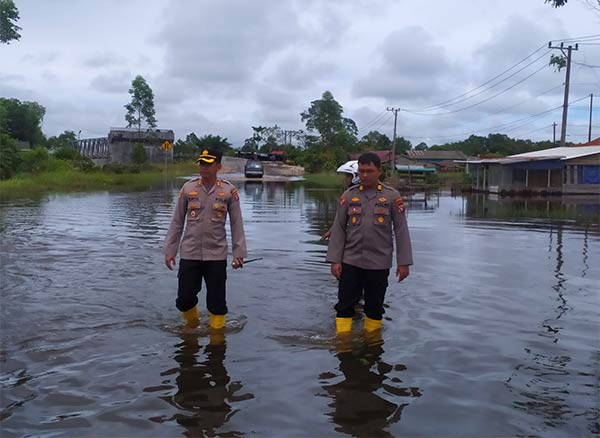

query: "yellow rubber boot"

left=364, top=316, right=382, bottom=332
left=209, top=313, right=226, bottom=330
left=182, top=306, right=199, bottom=328
left=335, top=317, right=352, bottom=334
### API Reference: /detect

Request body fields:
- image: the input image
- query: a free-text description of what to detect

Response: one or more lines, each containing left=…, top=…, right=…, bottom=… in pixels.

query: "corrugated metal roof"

left=395, top=165, right=436, bottom=172
left=511, top=145, right=600, bottom=160
left=406, top=150, right=467, bottom=160
left=579, top=137, right=600, bottom=146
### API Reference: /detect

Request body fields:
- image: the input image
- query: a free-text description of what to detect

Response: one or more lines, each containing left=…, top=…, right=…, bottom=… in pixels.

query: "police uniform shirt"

left=163, top=178, right=247, bottom=261
left=326, top=182, right=413, bottom=270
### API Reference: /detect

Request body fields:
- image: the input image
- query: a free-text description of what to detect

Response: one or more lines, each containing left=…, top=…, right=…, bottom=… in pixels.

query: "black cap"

left=195, top=148, right=223, bottom=164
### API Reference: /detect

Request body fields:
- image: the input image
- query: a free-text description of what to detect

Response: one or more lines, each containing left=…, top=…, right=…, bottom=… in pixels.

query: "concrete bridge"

left=76, top=128, right=174, bottom=164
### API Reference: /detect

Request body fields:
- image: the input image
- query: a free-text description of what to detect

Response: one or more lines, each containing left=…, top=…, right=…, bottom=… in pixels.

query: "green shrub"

left=102, top=162, right=141, bottom=174
left=19, top=147, right=50, bottom=173
left=47, top=157, right=74, bottom=172
left=425, top=172, right=439, bottom=184
left=74, top=155, right=95, bottom=172
left=132, top=143, right=147, bottom=165
left=53, top=146, right=80, bottom=161
left=0, top=134, right=22, bottom=180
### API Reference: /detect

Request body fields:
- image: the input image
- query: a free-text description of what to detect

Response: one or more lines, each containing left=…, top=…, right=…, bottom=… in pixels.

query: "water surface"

left=1, top=182, right=598, bottom=437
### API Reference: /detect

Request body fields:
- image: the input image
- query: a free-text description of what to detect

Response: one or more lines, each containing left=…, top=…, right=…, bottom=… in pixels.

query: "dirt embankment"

left=221, top=156, right=304, bottom=176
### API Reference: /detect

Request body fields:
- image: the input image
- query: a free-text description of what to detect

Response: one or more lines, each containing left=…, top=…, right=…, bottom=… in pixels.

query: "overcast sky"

left=2, top=0, right=599, bottom=147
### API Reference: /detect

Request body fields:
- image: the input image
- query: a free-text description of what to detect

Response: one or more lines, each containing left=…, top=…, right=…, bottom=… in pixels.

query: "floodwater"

left=1, top=179, right=598, bottom=437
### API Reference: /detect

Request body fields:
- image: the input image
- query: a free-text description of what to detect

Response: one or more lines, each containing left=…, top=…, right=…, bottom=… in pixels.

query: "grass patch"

left=303, top=172, right=345, bottom=188
left=0, top=162, right=199, bottom=199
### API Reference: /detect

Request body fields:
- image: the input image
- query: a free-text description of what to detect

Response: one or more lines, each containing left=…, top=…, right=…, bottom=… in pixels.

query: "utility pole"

left=553, top=122, right=557, bottom=145
left=589, top=93, right=594, bottom=142
left=386, top=107, right=399, bottom=177
left=548, top=42, right=578, bottom=147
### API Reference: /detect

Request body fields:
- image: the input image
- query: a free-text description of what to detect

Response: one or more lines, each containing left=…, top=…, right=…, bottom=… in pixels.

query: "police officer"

left=164, top=148, right=247, bottom=330
left=326, top=152, right=413, bottom=334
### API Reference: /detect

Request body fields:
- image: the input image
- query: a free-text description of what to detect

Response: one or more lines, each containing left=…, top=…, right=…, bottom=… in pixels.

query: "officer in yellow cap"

left=326, top=152, right=413, bottom=334
left=164, top=148, right=247, bottom=333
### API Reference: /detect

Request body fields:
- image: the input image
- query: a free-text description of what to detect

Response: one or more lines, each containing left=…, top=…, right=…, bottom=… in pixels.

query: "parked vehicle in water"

left=244, top=160, right=264, bottom=178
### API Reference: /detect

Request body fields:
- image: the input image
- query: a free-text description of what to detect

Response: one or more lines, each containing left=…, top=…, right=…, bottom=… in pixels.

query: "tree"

left=359, top=131, right=391, bottom=151
left=124, top=75, right=157, bottom=132
left=546, top=0, right=599, bottom=13
left=549, top=54, right=567, bottom=71
left=0, top=133, right=21, bottom=179
left=300, top=91, right=357, bottom=148
left=47, top=130, right=77, bottom=150
left=174, top=133, right=234, bottom=161
left=394, top=136, right=412, bottom=155
left=415, top=142, right=428, bottom=151
left=0, top=0, right=21, bottom=44
left=0, top=98, right=46, bottom=145
left=196, top=134, right=233, bottom=155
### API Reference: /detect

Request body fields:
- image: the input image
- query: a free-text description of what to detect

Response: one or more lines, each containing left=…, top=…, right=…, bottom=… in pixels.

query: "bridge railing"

left=78, top=137, right=109, bottom=158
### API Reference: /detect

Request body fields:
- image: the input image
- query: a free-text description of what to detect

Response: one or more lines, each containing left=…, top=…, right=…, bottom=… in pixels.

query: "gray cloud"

left=83, top=52, right=128, bottom=69
left=352, top=27, right=452, bottom=102
left=90, top=71, right=133, bottom=94
left=156, top=1, right=307, bottom=90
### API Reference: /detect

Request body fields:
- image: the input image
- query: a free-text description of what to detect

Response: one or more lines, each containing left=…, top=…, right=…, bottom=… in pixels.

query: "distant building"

left=350, top=150, right=393, bottom=164
left=464, top=140, right=600, bottom=195
left=404, top=150, right=467, bottom=163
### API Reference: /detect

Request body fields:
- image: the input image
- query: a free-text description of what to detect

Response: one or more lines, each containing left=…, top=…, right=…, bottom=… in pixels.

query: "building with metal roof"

left=464, top=140, right=600, bottom=195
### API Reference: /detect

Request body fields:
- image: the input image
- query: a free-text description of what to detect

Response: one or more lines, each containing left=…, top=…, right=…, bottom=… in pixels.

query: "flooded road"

left=1, top=180, right=599, bottom=437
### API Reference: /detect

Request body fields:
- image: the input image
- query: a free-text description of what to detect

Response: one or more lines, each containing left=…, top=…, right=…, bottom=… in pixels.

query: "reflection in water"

left=463, top=193, right=600, bottom=226
left=161, top=333, right=253, bottom=436
left=507, top=223, right=595, bottom=434
left=320, top=337, right=422, bottom=436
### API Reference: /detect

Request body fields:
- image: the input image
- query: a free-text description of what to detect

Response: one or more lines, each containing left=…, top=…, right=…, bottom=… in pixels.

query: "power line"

left=404, top=61, right=550, bottom=116
left=401, top=94, right=590, bottom=141
left=403, top=44, right=550, bottom=112
left=360, top=110, right=388, bottom=132
left=573, top=61, right=600, bottom=68
left=369, top=112, right=394, bottom=133
left=551, top=33, right=600, bottom=43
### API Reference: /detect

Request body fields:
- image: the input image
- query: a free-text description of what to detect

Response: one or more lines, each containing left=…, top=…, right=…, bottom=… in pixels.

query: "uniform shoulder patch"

left=339, top=196, right=347, bottom=207
left=231, top=187, right=239, bottom=201
left=395, top=197, right=405, bottom=213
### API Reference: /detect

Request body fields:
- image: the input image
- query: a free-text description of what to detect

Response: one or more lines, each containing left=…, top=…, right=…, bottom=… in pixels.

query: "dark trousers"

left=176, top=259, right=228, bottom=315
left=335, top=263, right=389, bottom=320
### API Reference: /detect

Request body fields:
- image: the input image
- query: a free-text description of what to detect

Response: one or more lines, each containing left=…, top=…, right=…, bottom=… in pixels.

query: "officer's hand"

left=321, top=230, right=332, bottom=241
left=396, top=265, right=409, bottom=282
left=232, top=258, right=244, bottom=269
left=331, top=263, right=342, bottom=280
left=165, top=255, right=176, bottom=271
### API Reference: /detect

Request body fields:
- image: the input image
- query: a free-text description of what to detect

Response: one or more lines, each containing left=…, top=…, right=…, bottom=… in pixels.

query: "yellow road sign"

left=161, top=140, right=172, bottom=152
